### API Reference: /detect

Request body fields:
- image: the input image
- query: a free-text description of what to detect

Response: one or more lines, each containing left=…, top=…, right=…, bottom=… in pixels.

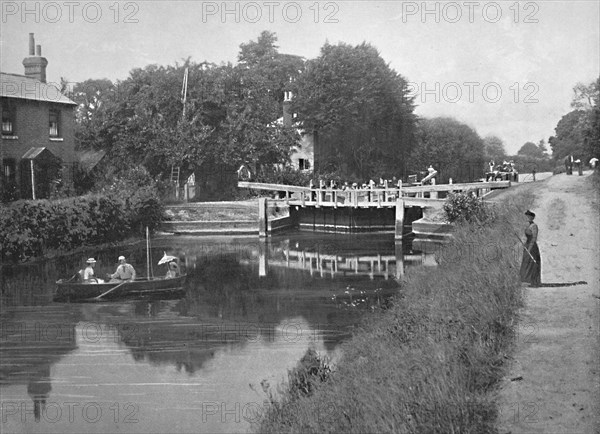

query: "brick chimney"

left=22, top=33, right=48, bottom=83
left=282, top=90, right=293, bottom=127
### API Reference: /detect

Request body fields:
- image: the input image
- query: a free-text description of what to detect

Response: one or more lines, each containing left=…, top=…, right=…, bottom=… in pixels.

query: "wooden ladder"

left=170, top=165, right=180, bottom=185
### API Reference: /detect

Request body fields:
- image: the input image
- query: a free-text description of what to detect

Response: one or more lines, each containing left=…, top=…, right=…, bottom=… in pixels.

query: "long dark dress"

left=520, top=222, right=541, bottom=286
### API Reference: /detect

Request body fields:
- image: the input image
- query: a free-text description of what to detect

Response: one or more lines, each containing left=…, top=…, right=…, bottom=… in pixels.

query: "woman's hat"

left=86, top=258, right=96, bottom=264
left=525, top=210, right=536, bottom=218
left=118, top=255, right=126, bottom=261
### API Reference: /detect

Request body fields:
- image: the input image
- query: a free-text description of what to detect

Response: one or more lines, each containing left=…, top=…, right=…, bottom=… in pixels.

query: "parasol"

left=158, top=251, right=178, bottom=265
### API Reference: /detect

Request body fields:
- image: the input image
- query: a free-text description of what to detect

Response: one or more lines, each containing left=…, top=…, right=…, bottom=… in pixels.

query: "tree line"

left=71, top=32, right=599, bottom=199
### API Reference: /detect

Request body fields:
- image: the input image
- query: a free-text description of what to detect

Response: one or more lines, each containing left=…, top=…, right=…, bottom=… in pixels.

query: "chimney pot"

left=29, top=33, right=35, bottom=55
left=23, top=34, right=48, bottom=83
left=36, top=45, right=41, bottom=56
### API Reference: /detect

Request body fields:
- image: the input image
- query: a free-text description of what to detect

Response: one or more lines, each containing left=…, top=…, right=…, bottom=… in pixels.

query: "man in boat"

left=109, top=256, right=136, bottom=282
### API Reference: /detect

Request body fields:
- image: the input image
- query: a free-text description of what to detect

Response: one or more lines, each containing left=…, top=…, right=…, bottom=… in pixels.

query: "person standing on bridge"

left=520, top=210, right=541, bottom=287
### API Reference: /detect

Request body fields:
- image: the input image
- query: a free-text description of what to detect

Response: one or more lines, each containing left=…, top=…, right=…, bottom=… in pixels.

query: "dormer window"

left=2, top=100, right=16, bottom=136
left=49, top=108, right=60, bottom=137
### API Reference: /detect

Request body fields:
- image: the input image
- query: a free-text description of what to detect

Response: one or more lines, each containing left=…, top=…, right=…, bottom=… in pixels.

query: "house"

left=282, top=90, right=315, bottom=173
left=1, top=33, right=77, bottom=200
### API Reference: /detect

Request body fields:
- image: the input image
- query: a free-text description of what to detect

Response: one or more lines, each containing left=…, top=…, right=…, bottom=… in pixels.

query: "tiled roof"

left=22, top=147, right=59, bottom=160
left=0, top=73, right=76, bottom=105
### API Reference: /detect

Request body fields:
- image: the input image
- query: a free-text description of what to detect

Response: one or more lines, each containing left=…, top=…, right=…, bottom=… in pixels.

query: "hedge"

left=0, top=188, right=163, bottom=263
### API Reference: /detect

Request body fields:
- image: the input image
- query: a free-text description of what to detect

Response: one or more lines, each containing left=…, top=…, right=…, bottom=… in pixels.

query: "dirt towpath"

left=497, top=172, right=599, bottom=433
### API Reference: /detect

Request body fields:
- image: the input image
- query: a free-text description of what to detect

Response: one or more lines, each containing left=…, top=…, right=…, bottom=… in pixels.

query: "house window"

left=299, top=159, right=311, bottom=171
left=49, top=108, right=60, bottom=137
left=3, top=159, right=16, bottom=181
left=2, top=100, right=15, bottom=136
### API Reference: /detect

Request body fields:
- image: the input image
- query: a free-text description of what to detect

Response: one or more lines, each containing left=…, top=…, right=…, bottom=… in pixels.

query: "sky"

left=1, top=0, right=599, bottom=155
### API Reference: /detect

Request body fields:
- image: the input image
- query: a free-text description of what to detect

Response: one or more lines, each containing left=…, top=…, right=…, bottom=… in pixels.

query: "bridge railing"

left=238, top=181, right=510, bottom=208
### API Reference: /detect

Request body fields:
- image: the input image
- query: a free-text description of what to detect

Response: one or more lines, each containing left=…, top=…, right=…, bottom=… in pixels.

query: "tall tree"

left=291, top=41, right=416, bottom=179
left=73, top=32, right=303, bottom=197
left=550, top=77, right=600, bottom=163
left=548, top=110, right=589, bottom=161
left=411, top=117, right=485, bottom=182
left=483, top=135, right=507, bottom=162
left=518, top=141, right=545, bottom=159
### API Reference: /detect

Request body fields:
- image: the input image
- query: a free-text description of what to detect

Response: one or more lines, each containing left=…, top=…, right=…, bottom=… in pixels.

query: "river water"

left=1, top=232, right=437, bottom=433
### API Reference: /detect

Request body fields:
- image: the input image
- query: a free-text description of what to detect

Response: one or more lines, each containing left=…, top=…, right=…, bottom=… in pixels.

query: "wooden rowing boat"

left=56, top=227, right=187, bottom=302
left=54, top=275, right=187, bottom=302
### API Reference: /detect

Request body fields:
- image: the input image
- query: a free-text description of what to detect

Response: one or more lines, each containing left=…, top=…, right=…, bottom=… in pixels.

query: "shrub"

left=286, top=348, right=332, bottom=400
left=0, top=192, right=163, bottom=263
left=443, top=190, right=494, bottom=224
left=256, top=166, right=313, bottom=186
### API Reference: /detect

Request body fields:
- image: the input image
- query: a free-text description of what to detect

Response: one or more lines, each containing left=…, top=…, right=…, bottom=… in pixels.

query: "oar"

left=94, top=281, right=128, bottom=300
left=512, top=231, right=537, bottom=264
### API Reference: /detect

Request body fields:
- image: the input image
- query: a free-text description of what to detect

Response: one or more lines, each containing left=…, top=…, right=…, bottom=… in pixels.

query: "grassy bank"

left=257, top=186, right=538, bottom=433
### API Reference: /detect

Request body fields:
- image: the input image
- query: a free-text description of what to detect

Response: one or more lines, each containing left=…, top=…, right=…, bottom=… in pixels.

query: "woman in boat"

left=520, top=210, right=541, bottom=287
left=165, top=260, right=180, bottom=279
left=81, top=258, right=101, bottom=283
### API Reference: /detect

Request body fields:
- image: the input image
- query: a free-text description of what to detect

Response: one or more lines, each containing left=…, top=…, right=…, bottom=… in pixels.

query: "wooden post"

left=395, top=197, right=405, bottom=240
left=258, top=239, right=267, bottom=277
left=430, top=178, right=438, bottom=199
left=384, top=180, right=388, bottom=202
left=285, top=190, right=290, bottom=205
left=333, top=190, right=337, bottom=209
left=258, top=197, right=268, bottom=238
left=30, top=160, right=36, bottom=200
left=395, top=241, right=404, bottom=278
left=398, top=180, right=402, bottom=201
left=301, top=191, right=306, bottom=207
left=353, top=190, right=358, bottom=208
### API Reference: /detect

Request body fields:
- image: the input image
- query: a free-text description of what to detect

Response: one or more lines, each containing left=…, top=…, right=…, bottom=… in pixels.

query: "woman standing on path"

left=520, top=210, right=541, bottom=286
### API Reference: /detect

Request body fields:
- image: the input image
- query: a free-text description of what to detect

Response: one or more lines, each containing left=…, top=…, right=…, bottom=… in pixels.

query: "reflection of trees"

left=102, top=247, right=402, bottom=375
left=2, top=234, right=417, bottom=380
left=27, top=365, right=52, bottom=422
left=0, top=312, right=79, bottom=418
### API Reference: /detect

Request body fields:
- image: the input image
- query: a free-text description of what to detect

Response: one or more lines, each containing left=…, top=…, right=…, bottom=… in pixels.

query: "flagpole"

left=146, top=226, right=150, bottom=278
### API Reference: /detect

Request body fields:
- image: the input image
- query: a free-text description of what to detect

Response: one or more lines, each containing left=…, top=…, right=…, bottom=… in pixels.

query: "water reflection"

left=1, top=232, right=440, bottom=433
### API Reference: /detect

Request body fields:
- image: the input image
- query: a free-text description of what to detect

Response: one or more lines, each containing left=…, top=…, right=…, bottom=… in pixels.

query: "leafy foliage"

left=286, top=348, right=332, bottom=399
left=549, top=77, right=600, bottom=164
left=548, top=110, right=590, bottom=161
left=412, top=117, right=485, bottom=182
left=0, top=191, right=163, bottom=263
left=74, top=33, right=302, bottom=199
left=443, top=191, right=493, bottom=224
left=291, top=41, right=417, bottom=180
left=483, top=135, right=507, bottom=163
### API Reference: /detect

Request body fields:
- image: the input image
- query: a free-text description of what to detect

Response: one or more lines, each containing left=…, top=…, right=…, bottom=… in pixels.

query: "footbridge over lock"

left=238, top=180, right=511, bottom=239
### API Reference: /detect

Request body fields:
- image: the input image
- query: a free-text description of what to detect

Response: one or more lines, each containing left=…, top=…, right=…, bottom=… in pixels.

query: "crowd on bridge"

left=308, top=165, right=439, bottom=191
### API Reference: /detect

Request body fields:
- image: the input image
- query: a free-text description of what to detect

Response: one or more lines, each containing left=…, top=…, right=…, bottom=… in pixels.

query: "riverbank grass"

left=257, top=188, right=536, bottom=433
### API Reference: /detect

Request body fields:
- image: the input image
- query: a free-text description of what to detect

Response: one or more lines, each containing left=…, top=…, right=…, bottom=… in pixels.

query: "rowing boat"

left=54, top=275, right=186, bottom=302
left=55, top=227, right=188, bottom=302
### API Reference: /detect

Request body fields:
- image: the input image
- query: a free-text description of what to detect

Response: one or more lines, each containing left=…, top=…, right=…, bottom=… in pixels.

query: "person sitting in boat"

left=109, top=256, right=136, bottom=282
left=165, top=260, right=180, bottom=279
left=81, top=258, right=102, bottom=283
